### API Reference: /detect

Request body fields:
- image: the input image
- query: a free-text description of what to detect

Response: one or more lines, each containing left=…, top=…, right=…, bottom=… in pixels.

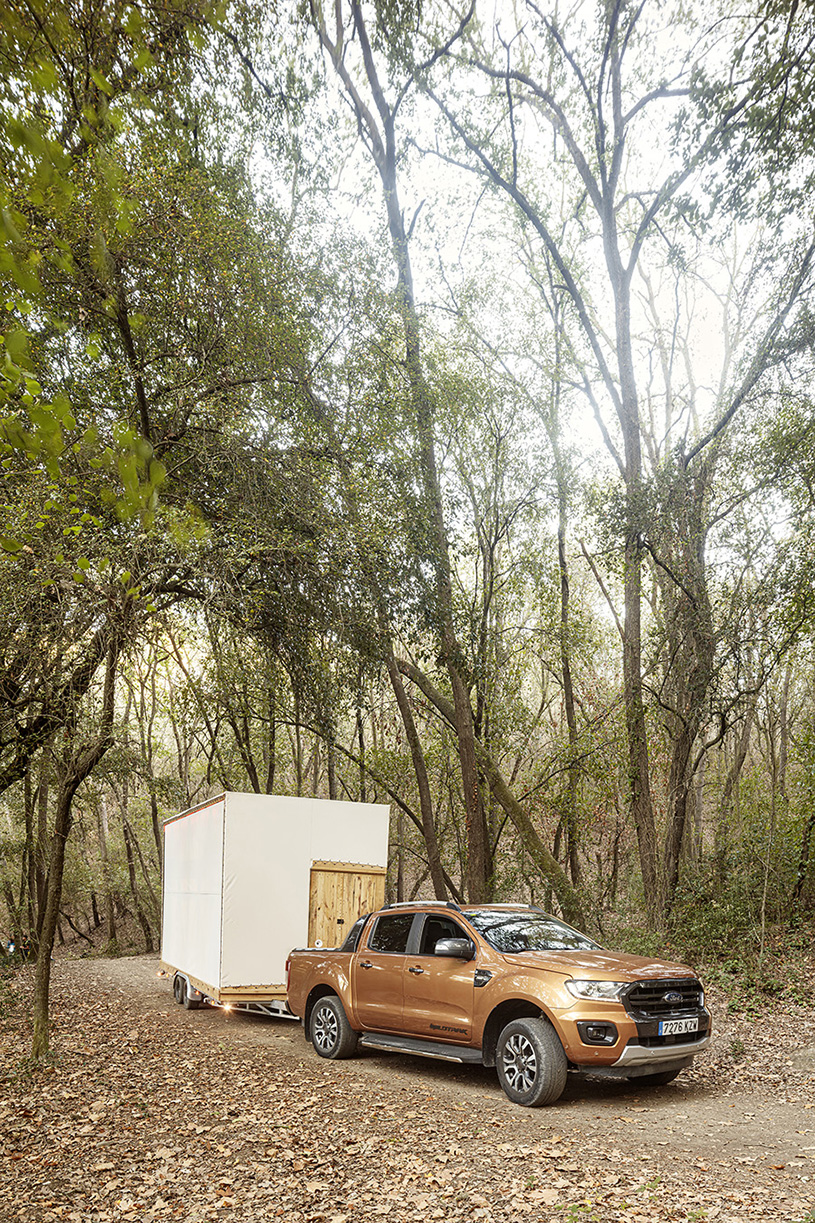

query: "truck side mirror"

left=434, top=937, right=475, bottom=960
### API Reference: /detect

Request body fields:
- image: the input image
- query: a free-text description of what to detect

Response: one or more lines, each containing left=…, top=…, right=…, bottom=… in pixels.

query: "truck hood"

left=498, top=949, right=697, bottom=981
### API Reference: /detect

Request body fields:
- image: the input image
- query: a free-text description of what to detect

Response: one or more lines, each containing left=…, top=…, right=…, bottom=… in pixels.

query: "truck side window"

left=368, top=913, right=414, bottom=953
left=419, top=917, right=467, bottom=955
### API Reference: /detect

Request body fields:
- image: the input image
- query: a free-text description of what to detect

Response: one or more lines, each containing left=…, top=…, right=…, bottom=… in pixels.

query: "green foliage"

left=669, top=866, right=760, bottom=961
left=607, top=924, right=666, bottom=960
left=0, top=1, right=215, bottom=539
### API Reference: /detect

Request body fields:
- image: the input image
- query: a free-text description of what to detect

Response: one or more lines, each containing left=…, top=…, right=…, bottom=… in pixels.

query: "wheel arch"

left=304, top=984, right=339, bottom=1040
left=481, top=999, right=554, bottom=1067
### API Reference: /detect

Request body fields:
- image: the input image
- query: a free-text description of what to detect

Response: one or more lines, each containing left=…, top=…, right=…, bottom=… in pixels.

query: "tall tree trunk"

left=312, top=736, right=320, bottom=797
left=123, top=819, right=154, bottom=952
left=293, top=690, right=303, bottom=797
left=266, top=686, right=276, bottom=793
left=36, top=761, right=50, bottom=920
left=150, top=793, right=161, bottom=863
left=97, top=797, right=117, bottom=953
left=715, top=698, right=757, bottom=875
left=396, top=807, right=405, bottom=902
left=311, top=2, right=492, bottom=901
left=327, top=739, right=337, bottom=800
left=355, top=688, right=367, bottom=803
left=32, top=639, right=119, bottom=1060
left=541, top=281, right=582, bottom=888
left=385, top=641, right=447, bottom=899
left=693, top=757, right=706, bottom=861
left=778, top=658, right=792, bottom=801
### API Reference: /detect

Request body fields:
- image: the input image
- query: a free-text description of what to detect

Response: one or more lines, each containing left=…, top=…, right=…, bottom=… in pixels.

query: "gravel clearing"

left=2, top=954, right=815, bottom=1221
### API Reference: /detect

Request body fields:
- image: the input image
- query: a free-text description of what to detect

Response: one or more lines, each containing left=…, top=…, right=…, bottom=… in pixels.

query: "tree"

left=424, top=0, right=815, bottom=918
left=32, top=621, right=122, bottom=1058
left=301, top=0, right=586, bottom=918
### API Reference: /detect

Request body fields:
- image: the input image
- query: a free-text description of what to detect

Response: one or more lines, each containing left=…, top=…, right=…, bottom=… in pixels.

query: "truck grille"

left=623, top=978, right=704, bottom=1018
left=631, top=1030, right=708, bottom=1048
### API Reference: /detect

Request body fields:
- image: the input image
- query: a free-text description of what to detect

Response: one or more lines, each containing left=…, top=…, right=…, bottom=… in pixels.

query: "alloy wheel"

left=501, top=1032, right=538, bottom=1093
left=313, top=1005, right=339, bottom=1054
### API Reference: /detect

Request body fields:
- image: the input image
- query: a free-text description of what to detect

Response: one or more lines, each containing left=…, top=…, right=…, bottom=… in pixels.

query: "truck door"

left=350, top=912, right=417, bottom=1032
left=401, top=914, right=476, bottom=1043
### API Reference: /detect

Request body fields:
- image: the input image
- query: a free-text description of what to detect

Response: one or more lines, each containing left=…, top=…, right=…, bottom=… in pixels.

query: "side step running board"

left=360, top=1033, right=483, bottom=1064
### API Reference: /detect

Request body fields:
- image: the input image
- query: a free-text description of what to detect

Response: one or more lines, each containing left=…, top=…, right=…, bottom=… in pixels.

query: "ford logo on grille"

left=663, top=990, right=683, bottom=1005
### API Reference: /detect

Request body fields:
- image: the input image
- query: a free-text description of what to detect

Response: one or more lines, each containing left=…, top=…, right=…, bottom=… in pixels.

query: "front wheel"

left=496, top=1017, right=568, bottom=1107
left=309, top=996, right=358, bottom=1060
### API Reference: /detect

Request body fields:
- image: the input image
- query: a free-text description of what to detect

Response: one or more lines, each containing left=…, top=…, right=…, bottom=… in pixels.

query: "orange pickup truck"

left=286, top=902, right=711, bottom=1107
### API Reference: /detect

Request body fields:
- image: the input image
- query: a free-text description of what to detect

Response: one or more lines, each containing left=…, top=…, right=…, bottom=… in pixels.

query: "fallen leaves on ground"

left=2, top=959, right=814, bottom=1222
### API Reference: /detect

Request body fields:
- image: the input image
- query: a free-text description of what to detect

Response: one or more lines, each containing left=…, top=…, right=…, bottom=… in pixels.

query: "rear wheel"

left=173, top=974, right=184, bottom=1005
left=309, top=996, right=358, bottom=1060
left=496, top=1017, right=568, bottom=1107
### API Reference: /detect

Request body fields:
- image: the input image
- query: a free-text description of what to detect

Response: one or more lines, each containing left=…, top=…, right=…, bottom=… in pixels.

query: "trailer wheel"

left=182, top=978, right=200, bottom=1010
left=309, top=996, right=358, bottom=1059
left=173, top=974, right=184, bottom=1005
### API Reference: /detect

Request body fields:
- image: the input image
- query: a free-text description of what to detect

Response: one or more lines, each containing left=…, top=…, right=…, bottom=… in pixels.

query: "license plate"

left=659, top=1017, right=698, bottom=1036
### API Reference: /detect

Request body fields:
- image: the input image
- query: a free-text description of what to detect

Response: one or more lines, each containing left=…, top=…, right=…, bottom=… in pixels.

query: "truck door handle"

left=408, top=966, right=424, bottom=975
left=359, top=960, right=373, bottom=969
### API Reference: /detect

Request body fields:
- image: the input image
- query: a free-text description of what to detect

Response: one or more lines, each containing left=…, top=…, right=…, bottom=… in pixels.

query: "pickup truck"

left=286, top=902, right=711, bottom=1107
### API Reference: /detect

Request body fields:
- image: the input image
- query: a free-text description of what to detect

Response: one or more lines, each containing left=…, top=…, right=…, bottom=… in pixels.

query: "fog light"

left=577, top=1020, right=618, bottom=1046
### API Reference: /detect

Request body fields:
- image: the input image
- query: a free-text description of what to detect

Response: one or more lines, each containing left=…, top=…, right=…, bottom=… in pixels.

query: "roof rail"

left=382, top=900, right=463, bottom=912
left=463, top=902, right=544, bottom=911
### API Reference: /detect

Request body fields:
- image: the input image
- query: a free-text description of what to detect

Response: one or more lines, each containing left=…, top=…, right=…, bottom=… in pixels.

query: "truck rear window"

left=339, top=916, right=368, bottom=952
left=465, top=911, right=599, bottom=953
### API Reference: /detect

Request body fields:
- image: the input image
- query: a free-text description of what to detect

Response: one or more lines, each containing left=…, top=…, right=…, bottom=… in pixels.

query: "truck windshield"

left=465, top=911, right=600, bottom=953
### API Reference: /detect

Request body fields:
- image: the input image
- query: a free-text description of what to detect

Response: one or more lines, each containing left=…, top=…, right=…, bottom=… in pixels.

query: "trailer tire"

left=309, top=996, right=358, bottom=1059
left=182, top=979, right=200, bottom=1010
left=173, top=973, right=184, bottom=1005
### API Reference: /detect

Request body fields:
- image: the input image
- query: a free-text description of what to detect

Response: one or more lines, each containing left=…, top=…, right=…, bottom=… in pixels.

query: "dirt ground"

left=2, top=954, right=815, bottom=1222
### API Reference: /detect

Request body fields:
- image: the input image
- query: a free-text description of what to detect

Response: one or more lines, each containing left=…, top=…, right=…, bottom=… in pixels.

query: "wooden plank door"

left=308, top=861, right=387, bottom=948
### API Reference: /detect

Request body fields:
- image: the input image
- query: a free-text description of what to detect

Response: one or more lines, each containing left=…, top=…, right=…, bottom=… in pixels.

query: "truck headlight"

left=565, top=979, right=627, bottom=1001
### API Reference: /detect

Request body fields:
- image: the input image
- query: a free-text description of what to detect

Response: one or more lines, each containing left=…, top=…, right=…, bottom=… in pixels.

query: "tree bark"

left=397, top=657, right=584, bottom=925
left=385, top=641, right=447, bottom=900
left=123, top=819, right=154, bottom=953
left=32, top=638, right=119, bottom=1060
left=97, top=797, right=117, bottom=953
left=311, top=0, right=492, bottom=900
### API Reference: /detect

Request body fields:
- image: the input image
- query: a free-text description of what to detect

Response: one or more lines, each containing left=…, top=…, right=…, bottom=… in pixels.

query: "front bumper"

left=555, top=984, right=712, bottom=1070
left=612, top=1029, right=713, bottom=1067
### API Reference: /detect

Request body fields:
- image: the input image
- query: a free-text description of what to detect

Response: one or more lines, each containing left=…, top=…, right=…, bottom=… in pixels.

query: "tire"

left=309, top=996, right=358, bottom=1060
left=182, top=983, right=199, bottom=1012
left=173, top=973, right=184, bottom=1005
left=496, top=1017, right=568, bottom=1107
left=179, top=976, right=200, bottom=1010
left=632, top=1067, right=681, bottom=1088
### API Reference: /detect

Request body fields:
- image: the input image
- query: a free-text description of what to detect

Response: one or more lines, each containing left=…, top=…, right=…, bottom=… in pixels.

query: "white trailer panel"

left=161, top=793, right=389, bottom=999
left=162, top=796, right=225, bottom=990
